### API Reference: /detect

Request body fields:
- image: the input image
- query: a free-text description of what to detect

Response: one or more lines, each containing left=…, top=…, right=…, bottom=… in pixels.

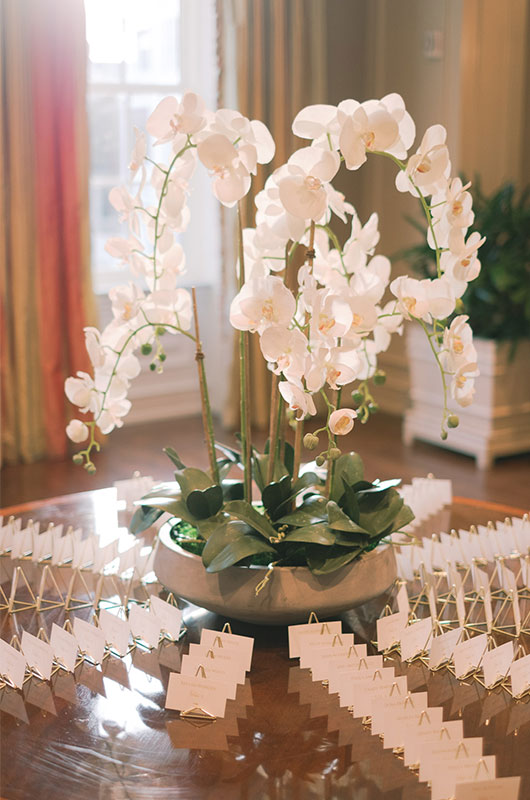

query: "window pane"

left=88, top=93, right=123, bottom=175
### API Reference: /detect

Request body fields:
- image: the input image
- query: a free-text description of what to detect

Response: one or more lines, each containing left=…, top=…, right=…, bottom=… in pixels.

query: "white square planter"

left=404, top=325, right=530, bottom=469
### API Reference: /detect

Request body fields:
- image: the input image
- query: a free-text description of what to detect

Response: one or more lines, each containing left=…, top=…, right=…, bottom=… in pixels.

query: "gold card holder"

left=8, top=566, right=37, bottom=613
left=179, top=665, right=217, bottom=722
left=65, top=568, right=94, bottom=611
left=36, top=565, right=65, bottom=612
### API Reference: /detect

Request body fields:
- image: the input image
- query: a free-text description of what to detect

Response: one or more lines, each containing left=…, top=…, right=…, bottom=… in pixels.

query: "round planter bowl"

left=154, top=521, right=397, bottom=625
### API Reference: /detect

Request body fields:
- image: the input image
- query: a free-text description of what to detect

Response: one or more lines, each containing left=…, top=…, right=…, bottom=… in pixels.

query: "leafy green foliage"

left=403, top=180, right=530, bottom=341
left=131, top=449, right=413, bottom=577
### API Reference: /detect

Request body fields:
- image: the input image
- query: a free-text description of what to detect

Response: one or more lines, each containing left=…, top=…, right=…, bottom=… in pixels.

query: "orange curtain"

left=218, top=0, right=327, bottom=429
left=0, top=0, right=94, bottom=465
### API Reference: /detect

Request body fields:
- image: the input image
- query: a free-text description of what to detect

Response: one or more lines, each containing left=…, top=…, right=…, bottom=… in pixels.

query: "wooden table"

left=0, top=490, right=528, bottom=800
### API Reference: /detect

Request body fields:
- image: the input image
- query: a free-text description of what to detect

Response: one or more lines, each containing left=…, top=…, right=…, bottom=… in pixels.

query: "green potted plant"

left=65, top=94, right=484, bottom=622
left=402, top=180, right=530, bottom=468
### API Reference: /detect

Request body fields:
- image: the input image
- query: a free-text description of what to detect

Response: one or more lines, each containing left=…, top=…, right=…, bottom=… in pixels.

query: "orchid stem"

left=191, top=288, right=220, bottom=484
left=237, top=203, right=252, bottom=502
left=267, top=373, right=281, bottom=485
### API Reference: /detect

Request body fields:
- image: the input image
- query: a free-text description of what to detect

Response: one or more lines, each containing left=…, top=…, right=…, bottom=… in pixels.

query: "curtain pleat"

left=219, top=0, right=327, bottom=429
left=0, top=0, right=94, bottom=465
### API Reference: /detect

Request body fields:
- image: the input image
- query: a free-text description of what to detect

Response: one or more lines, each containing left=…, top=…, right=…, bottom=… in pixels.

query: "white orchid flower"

left=129, top=127, right=146, bottom=178
left=338, top=97, right=407, bottom=170
left=65, top=372, right=99, bottom=414
left=450, top=361, right=479, bottom=407
left=309, top=290, right=353, bottom=344
left=329, top=408, right=357, bottom=436
left=146, top=92, right=207, bottom=146
left=197, top=133, right=251, bottom=207
left=109, top=283, right=145, bottom=324
left=396, top=124, right=451, bottom=197
left=66, top=419, right=90, bottom=443
left=230, top=276, right=296, bottom=334
left=278, top=147, right=340, bottom=220
left=108, top=186, right=140, bottom=234
left=440, top=315, right=477, bottom=372
left=97, top=397, right=132, bottom=435
left=441, top=230, right=485, bottom=296
left=144, top=288, right=193, bottom=331
left=278, top=380, right=317, bottom=420
left=259, top=326, right=308, bottom=380
left=292, top=104, right=340, bottom=145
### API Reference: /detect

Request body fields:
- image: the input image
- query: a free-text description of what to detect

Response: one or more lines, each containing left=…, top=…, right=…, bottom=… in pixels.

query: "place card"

left=129, top=603, right=163, bottom=649
left=299, top=632, right=354, bottom=668
left=73, top=617, right=106, bottom=663
left=383, top=704, right=444, bottom=750
left=98, top=609, right=131, bottom=656
left=149, top=595, right=183, bottom=640
left=200, top=628, right=254, bottom=672
left=187, top=643, right=246, bottom=685
left=0, top=638, right=27, bottom=689
left=509, top=652, right=530, bottom=698
left=165, top=672, right=230, bottom=718
left=11, top=525, right=37, bottom=560
left=377, top=611, right=408, bottom=650
left=455, top=776, right=521, bottom=800
left=72, top=536, right=96, bottom=570
left=371, top=691, right=428, bottom=736
left=348, top=671, right=405, bottom=716
left=288, top=620, right=342, bottom=659
left=327, top=655, right=384, bottom=696
left=50, top=622, right=79, bottom=672
left=180, top=655, right=238, bottom=699
left=431, top=756, right=496, bottom=800
left=118, top=539, right=144, bottom=575
left=310, top=643, right=368, bottom=681
left=403, top=718, right=464, bottom=767
left=92, top=540, right=120, bottom=574
left=397, top=583, right=410, bottom=615
left=482, top=641, right=514, bottom=688
left=400, top=616, right=432, bottom=661
left=453, top=633, right=488, bottom=679
left=429, top=626, right=463, bottom=669
left=419, top=738, right=483, bottom=782
left=20, top=630, right=53, bottom=681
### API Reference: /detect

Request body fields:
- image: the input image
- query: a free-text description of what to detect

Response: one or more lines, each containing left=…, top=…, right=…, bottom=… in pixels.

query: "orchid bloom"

left=338, top=94, right=414, bottom=170
left=278, top=147, right=340, bottom=220
left=451, top=362, right=479, bottom=407
left=329, top=408, right=357, bottom=436
left=197, top=133, right=251, bottom=207
left=396, top=124, right=451, bottom=197
left=146, top=92, right=207, bottom=147
left=259, top=325, right=308, bottom=381
left=230, top=276, right=296, bottom=334
left=278, top=381, right=317, bottom=420
left=66, top=420, right=89, bottom=443
left=441, top=230, right=485, bottom=296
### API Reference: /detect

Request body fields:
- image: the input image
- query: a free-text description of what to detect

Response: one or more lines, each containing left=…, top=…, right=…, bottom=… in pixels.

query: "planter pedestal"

left=153, top=522, right=397, bottom=625
left=404, top=327, right=530, bottom=469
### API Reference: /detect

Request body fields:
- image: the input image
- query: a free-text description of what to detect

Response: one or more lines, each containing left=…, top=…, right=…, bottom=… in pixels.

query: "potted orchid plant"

left=65, top=93, right=484, bottom=621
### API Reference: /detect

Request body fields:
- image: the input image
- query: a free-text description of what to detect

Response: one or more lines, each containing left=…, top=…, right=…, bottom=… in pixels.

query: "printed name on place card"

left=310, top=643, right=368, bottom=682
left=288, top=620, right=342, bottom=659
left=429, top=626, right=464, bottom=669
left=0, top=638, right=27, bottom=688
left=454, top=775, right=521, bottom=800
left=342, top=669, right=400, bottom=713
left=382, top=705, right=444, bottom=750
left=98, top=609, right=131, bottom=656
left=165, top=672, right=230, bottom=718
left=377, top=611, right=408, bottom=650
left=50, top=623, right=79, bottom=672
left=419, top=738, right=483, bottom=783
left=180, top=654, right=238, bottom=699
left=453, top=633, right=488, bottom=679
left=399, top=617, right=433, bottom=661
left=299, top=632, right=354, bottom=669
left=129, top=603, right=163, bottom=649
left=21, top=631, right=54, bottom=681
left=327, top=654, right=384, bottom=695
left=73, top=617, right=106, bottom=663
left=403, top=719, right=464, bottom=767
left=431, top=756, right=496, bottom=800
left=149, top=595, right=183, bottom=640
left=371, top=691, right=428, bottom=736
left=200, top=629, right=254, bottom=672
left=187, top=643, right=247, bottom=685
left=482, top=641, right=514, bottom=688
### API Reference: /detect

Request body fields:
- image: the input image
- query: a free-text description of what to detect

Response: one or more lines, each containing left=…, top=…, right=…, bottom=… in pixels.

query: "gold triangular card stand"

left=65, top=568, right=95, bottom=611
left=95, top=573, right=126, bottom=610
left=36, top=565, right=65, bottom=612
left=179, top=664, right=217, bottom=722
left=8, top=566, right=37, bottom=613
left=0, top=583, right=9, bottom=611
left=123, top=567, right=151, bottom=608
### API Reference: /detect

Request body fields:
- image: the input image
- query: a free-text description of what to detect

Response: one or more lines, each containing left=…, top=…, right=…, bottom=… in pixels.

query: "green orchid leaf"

left=163, top=447, right=186, bottom=470
left=307, top=546, right=361, bottom=574
left=137, top=481, right=180, bottom=502
left=222, top=480, right=245, bottom=501
left=214, top=442, right=242, bottom=463
left=273, top=472, right=320, bottom=517
left=262, top=474, right=292, bottom=519
left=194, top=512, right=228, bottom=541
left=252, top=451, right=289, bottom=492
left=326, top=501, right=370, bottom=534
left=357, top=478, right=402, bottom=495
left=224, top=500, right=277, bottom=540
left=173, top=467, right=216, bottom=500
left=387, top=502, right=415, bottom=533
left=129, top=505, right=164, bottom=536
left=277, top=495, right=328, bottom=527
left=338, top=481, right=360, bottom=523
left=333, top=532, right=366, bottom=547
left=202, top=520, right=276, bottom=573
left=330, top=453, right=364, bottom=502
left=186, top=485, right=224, bottom=520
left=133, top=496, right=191, bottom=519
left=283, top=524, right=335, bottom=546
left=358, top=490, right=404, bottom=536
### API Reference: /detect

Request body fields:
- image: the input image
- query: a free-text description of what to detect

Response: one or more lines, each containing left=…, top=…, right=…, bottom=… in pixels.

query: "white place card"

left=347, top=670, right=403, bottom=716
left=482, top=641, right=514, bottom=688
left=73, top=617, right=106, bottom=663
left=187, top=643, right=247, bottom=685
left=400, top=617, right=432, bottom=661
left=98, top=609, right=131, bottom=656
left=165, top=672, right=230, bottom=718
left=455, top=775, right=521, bottom=800
left=72, top=536, right=96, bottom=570
left=509, top=653, right=530, bottom=698
left=431, top=756, right=496, bottom=800
left=371, top=691, right=428, bottom=736
left=92, top=539, right=120, bottom=574
left=403, top=718, right=464, bottom=767
left=299, top=632, right=354, bottom=669
left=32, top=526, right=61, bottom=562
left=377, top=611, right=408, bottom=650
left=11, top=525, right=37, bottom=560
left=149, top=596, right=183, bottom=640
left=180, top=655, right=237, bottom=699
left=383, top=704, right=444, bottom=750
left=327, top=655, right=384, bottom=696
left=118, top=540, right=144, bottom=575
left=21, top=630, right=53, bottom=681
left=453, top=633, right=488, bottom=679
left=0, top=638, right=27, bottom=688
left=200, top=628, right=254, bottom=672
left=419, top=737, right=483, bottom=782
left=429, top=626, right=463, bottom=669
left=397, top=583, right=410, bottom=615
left=129, top=603, right=163, bottom=649
left=310, top=643, right=368, bottom=681
left=288, top=620, right=342, bottom=659
left=50, top=623, right=79, bottom=672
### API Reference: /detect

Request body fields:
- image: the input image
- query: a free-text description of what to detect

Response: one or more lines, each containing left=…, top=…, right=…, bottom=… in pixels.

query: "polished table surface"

left=0, top=490, right=529, bottom=800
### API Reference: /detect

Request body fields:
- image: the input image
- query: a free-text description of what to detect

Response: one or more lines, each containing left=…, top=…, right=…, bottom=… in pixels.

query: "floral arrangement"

left=65, top=92, right=484, bottom=578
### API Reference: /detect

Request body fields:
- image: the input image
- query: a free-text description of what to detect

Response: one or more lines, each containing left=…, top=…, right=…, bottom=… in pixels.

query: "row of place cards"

left=165, top=626, right=254, bottom=719
left=288, top=618, right=521, bottom=800
left=0, top=596, right=184, bottom=689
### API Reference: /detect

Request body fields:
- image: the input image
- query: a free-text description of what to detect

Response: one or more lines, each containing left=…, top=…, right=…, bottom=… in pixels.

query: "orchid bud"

left=448, top=414, right=460, bottom=428
left=352, top=391, right=363, bottom=405
left=303, top=433, right=319, bottom=450
left=328, top=447, right=341, bottom=460
left=441, top=430, right=448, bottom=440
left=72, top=453, right=84, bottom=465
left=149, top=362, right=156, bottom=371
left=85, top=463, right=96, bottom=475
left=315, top=454, right=327, bottom=467
left=373, top=370, right=386, bottom=386
left=141, top=343, right=152, bottom=356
